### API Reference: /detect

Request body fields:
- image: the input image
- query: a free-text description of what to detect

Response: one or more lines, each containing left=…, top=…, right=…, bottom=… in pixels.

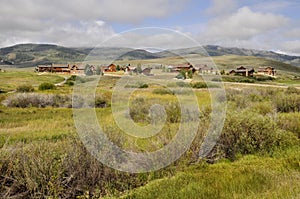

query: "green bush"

left=124, top=83, right=148, bottom=89
left=0, top=140, right=151, bottom=198
left=191, top=82, right=207, bottom=89
left=6, top=93, right=71, bottom=108
left=255, top=76, right=274, bottom=81
left=277, top=113, right=300, bottom=138
left=16, top=84, right=34, bottom=92
left=275, top=93, right=300, bottom=112
left=65, top=80, right=74, bottom=86
left=95, top=96, right=110, bottom=108
left=152, top=88, right=174, bottom=95
left=176, top=81, right=189, bottom=87
left=38, top=82, right=56, bottom=90
left=285, top=86, right=300, bottom=94
left=213, top=110, right=297, bottom=160
left=139, top=83, right=149, bottom=88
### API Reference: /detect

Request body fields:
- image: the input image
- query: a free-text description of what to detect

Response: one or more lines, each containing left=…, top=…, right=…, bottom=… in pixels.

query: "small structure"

left=104, top=64, right=117, bottom=72
left=197, top=64, right=214, bottom=74
left=167, top=65, right=174, bottom=72
left=257, top=66, right=276, bottom=77
left=69, top=64, right=85, bottom=74
left=229, top=66, right=255, bottom=77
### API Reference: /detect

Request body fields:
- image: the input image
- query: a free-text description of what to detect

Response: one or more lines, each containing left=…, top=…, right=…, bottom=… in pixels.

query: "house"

left=104, top=64, right=117, bottom=72
left=37, top=64, right=68, bottom=73
left=69, top=64, right=85, bottom=74
left=229, top=66, right=255, bottom=77
left=174, top=63, right=196, bottom=73
left=257, top=66, right=276, bottom=76
left=36, top=64, right=85, bottom=74
left=196, top=64, right=214, bottom=74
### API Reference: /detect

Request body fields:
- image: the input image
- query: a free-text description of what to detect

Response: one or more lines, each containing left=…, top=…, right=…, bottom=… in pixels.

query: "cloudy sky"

left=1, top=0, right=300, bottom=55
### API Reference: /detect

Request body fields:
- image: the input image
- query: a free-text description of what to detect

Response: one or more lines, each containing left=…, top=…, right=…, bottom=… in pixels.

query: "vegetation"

left=38, top=82, right=56, bottom=90
left=0, top=67, right=299, bottom=198
left=16, top=84, right=34, bottom=92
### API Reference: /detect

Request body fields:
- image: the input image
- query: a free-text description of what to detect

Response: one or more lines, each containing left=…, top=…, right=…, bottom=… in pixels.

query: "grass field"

left=0, top=67, right=299, bottom=198
left=119, top=147, right=300, bottom=199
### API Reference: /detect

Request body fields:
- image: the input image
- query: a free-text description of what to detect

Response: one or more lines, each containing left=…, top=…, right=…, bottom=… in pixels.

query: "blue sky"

left=1, top=0, right=300, bottom=55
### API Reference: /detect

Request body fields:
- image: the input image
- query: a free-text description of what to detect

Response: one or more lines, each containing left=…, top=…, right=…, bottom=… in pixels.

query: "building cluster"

left=36, top=63, right=153, bottom=75
left=36, top=62, right=277, bottom=77
left=168, top=63, right=276, bottom=77
left=228, top=66, right=276, bottom=77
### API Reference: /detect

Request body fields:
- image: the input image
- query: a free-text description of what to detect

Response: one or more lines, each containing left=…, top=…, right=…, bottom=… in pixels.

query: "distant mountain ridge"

left=0, top=43, right=300, bottom=68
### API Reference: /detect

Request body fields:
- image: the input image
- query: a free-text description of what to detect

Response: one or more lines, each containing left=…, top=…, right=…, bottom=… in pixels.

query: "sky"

left=1, top=0, right=300, bottom=55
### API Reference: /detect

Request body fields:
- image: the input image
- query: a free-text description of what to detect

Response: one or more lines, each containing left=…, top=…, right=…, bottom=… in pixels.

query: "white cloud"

left=202, top=7, right=289, bottom=41
left=250, top=1, right=295, bottom=12
left=0, top=20, right=115, bottom=47
left=284, top=28, right=300, bottom=39
left=99, top=28, right=196, bottom=50
left=0, top=0, right=188, bottom=47
left=280, top=40, right=300, bottom=55
left=205, top=0, right=238, bottom=16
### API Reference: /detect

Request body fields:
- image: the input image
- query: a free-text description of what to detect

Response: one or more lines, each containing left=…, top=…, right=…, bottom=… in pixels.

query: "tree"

left=220, top=69, right=225, bottom=75
left=187, top=70, right=193, bottom=79
left=85, top=64, right=93, bottom=76
left=137, top=63, right=142, bottom=74
left=116, top=65, right=120, bottom=71
left=96, top=66, right=101, bottom=75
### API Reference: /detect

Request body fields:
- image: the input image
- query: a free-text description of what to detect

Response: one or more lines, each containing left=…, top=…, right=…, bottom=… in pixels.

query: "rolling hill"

left=1, top=43, right=300, bottom=70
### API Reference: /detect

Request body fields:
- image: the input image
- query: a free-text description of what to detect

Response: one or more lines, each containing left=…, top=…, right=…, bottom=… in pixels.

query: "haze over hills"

left=1, top=43, right=300, bottom=69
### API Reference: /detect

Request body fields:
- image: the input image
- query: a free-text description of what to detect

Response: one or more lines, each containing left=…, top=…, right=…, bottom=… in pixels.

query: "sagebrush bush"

left=277, top=112, right=300, bottom=138
left=212, top=110, right=298, bottom=160
left=6, top=93, right=71, bottom=108
left=0, top=140, right=153, bottom=198
left=191, top=82, right=207, bottom=89
left=275, top=93, right=300, bottom=112
left=16, top=84, right=34, bottom=92
left=95, top=94, right=111, bottom=108
left=152, top=88, right=174, bottom=95
left=38, top=82, right=56, bottom=90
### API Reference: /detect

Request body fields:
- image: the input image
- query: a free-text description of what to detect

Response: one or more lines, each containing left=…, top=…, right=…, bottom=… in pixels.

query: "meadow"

left=0, top=67, right=299, bottom=198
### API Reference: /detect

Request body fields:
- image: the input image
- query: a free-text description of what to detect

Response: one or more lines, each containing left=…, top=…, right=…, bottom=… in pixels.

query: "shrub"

left=6, top=93, right=71, bottom=108
left=65, top=79, right=74, bottom=86
left=277, top=113, right=300, bottom=138
left=152, top=88, right=174, bottom=95
left=38, top=82, right=56, bottom=90
left=211, top=110, right=298, bottom=160
left=191, top=82, right=207, bottom=89
left=68, top=75, right=77, bottom=81
left=0, top=140, right=151, bottom=198
left=124, top=83, right=148, bottom=89
left=285, top=86, right=300, bottom=94
left=176, top=82, right=189, bottom=87
left=275, top=93, right=300, bottom=112
left=129, top=97, right=151, bottom=123
left=124, top=84, right=139, bottom=88
left=0, top=88, right=6, bottom=93
left=255, top=76, right=274, bottom=81
left=16, top=84, right=34, bottom=92
left=95, top=96, right=110, bottom=108
left=139, top=83, right=149, bottom=88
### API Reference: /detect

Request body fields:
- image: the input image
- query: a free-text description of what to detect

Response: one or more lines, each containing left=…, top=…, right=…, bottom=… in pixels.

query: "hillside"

left=1, top=43, right=300, bottom=70
left=116, top=49, right=161, bottom=60
left=0, top=44, right=87, bottom=67
left=158, top=45, right=300, bottom=67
